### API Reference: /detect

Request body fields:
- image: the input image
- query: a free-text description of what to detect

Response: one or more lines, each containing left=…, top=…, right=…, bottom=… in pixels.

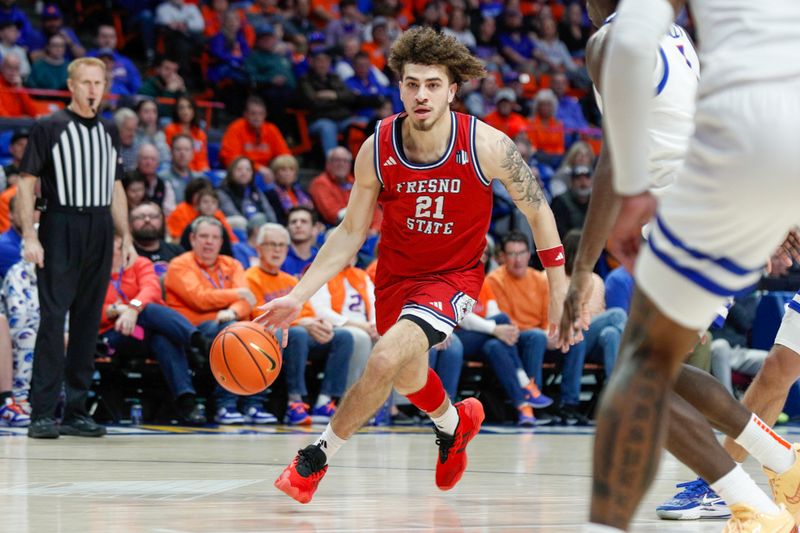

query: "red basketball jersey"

left=373, top=111, right=493, bottom=288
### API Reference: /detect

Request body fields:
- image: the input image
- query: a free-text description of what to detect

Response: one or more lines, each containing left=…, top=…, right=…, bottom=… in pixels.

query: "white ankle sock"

left=583, top=524, right=624, bottom=532
left=711, top=464, right=780, bottom=515
left=735, top=414, right=795, bottom=474
left=314, top=423, right=346, bottom=464
left=516, top=369, right=530, bottom=388
left=315, top=394, right=331, bottom=408
left=430, top=402, right=459, bottom=435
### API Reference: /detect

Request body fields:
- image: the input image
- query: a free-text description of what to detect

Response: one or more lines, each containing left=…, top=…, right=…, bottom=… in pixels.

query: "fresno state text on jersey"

left=374, top=112, right=492, bottom=279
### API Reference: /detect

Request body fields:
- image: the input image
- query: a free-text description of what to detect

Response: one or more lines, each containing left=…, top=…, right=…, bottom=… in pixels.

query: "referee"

left=19, top=57, right=136, bottom=439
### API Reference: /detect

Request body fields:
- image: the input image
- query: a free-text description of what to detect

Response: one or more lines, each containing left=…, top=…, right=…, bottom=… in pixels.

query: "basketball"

left=209, top=321, right=282, bottom=396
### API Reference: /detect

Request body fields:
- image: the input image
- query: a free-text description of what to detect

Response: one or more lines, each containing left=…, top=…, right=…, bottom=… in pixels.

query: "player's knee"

left=364, top=346, right=400, bottom=382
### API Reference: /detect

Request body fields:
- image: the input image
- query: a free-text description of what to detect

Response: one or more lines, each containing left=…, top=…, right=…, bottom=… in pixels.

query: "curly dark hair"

left=388, top=26, right=487, bottom=86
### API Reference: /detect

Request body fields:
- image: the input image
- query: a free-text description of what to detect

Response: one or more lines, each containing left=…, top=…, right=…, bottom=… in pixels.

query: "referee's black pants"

left=30, top=209, right=114, bottom=422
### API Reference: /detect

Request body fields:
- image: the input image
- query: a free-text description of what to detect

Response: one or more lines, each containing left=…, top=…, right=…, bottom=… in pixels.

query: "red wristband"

left=537, top=245, right=565, bottom=268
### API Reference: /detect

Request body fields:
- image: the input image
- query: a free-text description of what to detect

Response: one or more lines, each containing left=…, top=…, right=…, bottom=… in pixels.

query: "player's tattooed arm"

left=497, top=135, right=546, bottom=210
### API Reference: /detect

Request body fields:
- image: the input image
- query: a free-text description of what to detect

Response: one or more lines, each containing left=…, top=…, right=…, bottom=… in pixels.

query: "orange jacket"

left=308, top=171, right=382, bottom=230
left=0, top=184, right=17, bottom=233
left=486, top=265, right=549, bottom=330
left=166, top=201, right=238, bottom=242
left=245, top=266, right=314, bottom=322
left=219, top=118, right=290, bottom=170
left=99, top=257, right=163, bottom=332
left=470, top=282, right=497, bottom=319
left=328, top=266, right=373, bottom=318
left=483, top=111, right=529, bottom=140
left=163, top=123, right=210, bottom=172
left=361, top=41, right=386, bottom=71
left=527, top=115, right=565, bottom=155
left=164, top=251, right=251, bottom=325
left=0, top=80, right=39, bottom=118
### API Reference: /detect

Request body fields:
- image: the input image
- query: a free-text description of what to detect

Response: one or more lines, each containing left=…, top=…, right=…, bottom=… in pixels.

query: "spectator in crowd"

left=457, top=240, right=553, bottom=426
left=487, top=231, right=589, bottom=425
left=29, top=4, right=85, bottom=62
left=246, top=223, right=354, bottom=424
left=0, top=313, right=27, bottom=427
left=527, top=88, right=565, bottom=168
left=0, top=0, right=38, bottom=51
left=123, top=173, right=147, bottom=211
left=177, top=187, right=238, bottom=256
left=100, top=235, right=206, bottom=424
left=551, top=139, right=594, bottom=197
left=325, top=0, right=363, bottom=47
left=309, top=146, right=381, bottom=231
left=159, top=134, right=205, bottom=204
left=219, top=96, right=290, bottom=182
left=0, top=128, right=27, bottom=200
left=604, top=266, right=634, bottom=314
left=551, top=72, right=588, bottom=133
left=0, top=194, right=21, bottom=278
left=202, top=0, right=254, bottom=45
left=442, top=7, right=475, bottom=49
left=0, top=54, right=38, bottom=118
left=164, top=216, right=261, bottom=424
left=561, top=230, right=625, bottom=380
left=88, top=25, right=141, bottom=96
left=155, top=0, right=205, bottom=84
left=217, top=157, right=278, bottom=226
left=428, top=334, right=464, bottom=401
left=1, top=259, right=39, bottom=407
left=163, top=96, right=209, bottom=173
left=167, top=178, right=238, bottom=246
left=113, top=0, right=158, bottom=64
left=128, top=144, right=176, bottom=216
left=498, top=9, right=537, bottom=70
left=282, top=206, right=318, bottom=277
left=134, top=99, right=171, bottom=167
left=483, top=88, right=528, bottom=140
left=550, top=165, right=592, bottom=239
left=299, top=49, right=360, bottom=156
left=114, top=107, right=139, bottom=172
left=139, top=56, right=187, bottom=116
left=309, top=253, right=377, bottom=389
left=232, top=216, right=264, bottom=269
left=345, top=51, right=391, bottom=121
left=0, top=20, right=30, bottom=79
left=266, top=154, right=314, bottom=225
left=474, top=14, right=502, bottom=64
left=244, top=24, right=296, bottom=131
left=207, top=8, right=250, bottom=112
left=535, top=16, right=589, bottom=89
left=464, top=74, right=498, bottom=119
left=26, top=33, right=68, bottom=90
left=129, top=202, right=184, bottom=279
left=361, top=16, right=392, bottom=71
left=558, top=2, right=591, bottom=57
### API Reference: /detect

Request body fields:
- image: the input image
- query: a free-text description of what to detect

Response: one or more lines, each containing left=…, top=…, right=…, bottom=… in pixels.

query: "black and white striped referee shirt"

left=18, top=109, right=123, bottom=209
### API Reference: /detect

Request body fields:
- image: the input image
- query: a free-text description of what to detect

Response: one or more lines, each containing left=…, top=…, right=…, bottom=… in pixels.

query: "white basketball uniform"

left=635, top=0, right=800, bottom=330
left=594, top=17, right=700, bottom=194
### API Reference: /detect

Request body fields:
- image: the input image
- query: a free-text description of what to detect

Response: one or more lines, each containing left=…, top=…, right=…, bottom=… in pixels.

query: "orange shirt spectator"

left=0, top=76, right=39, bottom=118
left=245, top=266, right=315, bottom=322
left=219, top=116, right=290, bottom=172
left=99, top=256, right=163, bottom=331
left=0, top=184, right=17, bottom=233
left=310, top=0, right=341, bottom=27
left=361, top=40, right=386, bottom=71
left=164, top=122, right=210, bottom=172
left=527, top=115, right=565, bottom=155
left=484, top=110, right=529, bottom=140
left=202, top=4, right=255, bottom=46
left=166, top=199, right=238, bottom=242
left=486, top=265, right=549, bottom=331
left=165, top=250, right=251, bottom=325
left=470, top=281, right=498, bottom=319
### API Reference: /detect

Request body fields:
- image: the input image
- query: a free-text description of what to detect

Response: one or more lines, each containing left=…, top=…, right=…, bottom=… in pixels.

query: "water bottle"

left=130, top=401, right=143, bottom=425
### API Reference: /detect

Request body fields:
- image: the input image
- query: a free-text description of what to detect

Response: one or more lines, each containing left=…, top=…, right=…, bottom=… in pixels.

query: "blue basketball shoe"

left=656, top=478, right=731, bottom=520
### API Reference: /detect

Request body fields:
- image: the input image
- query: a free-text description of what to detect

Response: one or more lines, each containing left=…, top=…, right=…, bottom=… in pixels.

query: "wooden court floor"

left=2, top=424, right=798, bottom=533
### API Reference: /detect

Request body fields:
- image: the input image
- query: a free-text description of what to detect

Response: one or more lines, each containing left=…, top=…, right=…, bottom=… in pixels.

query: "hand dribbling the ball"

left=255, top=294, right=304, bottom=347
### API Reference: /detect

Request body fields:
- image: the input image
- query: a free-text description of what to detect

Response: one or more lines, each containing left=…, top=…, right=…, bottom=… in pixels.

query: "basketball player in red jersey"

left=258, top=27, right=568, bottom=504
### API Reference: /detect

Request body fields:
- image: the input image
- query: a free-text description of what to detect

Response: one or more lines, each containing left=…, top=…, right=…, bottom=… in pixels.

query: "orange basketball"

left=210, top=321, right=282, bottom=395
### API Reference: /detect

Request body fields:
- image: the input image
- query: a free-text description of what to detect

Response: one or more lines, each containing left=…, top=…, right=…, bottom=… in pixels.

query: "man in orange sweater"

left=486, top=231, right=588, bottom=425
left=164, top=216, right=270, bottom=425
left=246, top=223, right=353, bottom=425
left=219, top=96, right=290, bottom=181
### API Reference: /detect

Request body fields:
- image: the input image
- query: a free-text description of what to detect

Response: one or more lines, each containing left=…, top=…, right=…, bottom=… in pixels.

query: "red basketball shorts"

left=374, top=267, right=484, bottom=337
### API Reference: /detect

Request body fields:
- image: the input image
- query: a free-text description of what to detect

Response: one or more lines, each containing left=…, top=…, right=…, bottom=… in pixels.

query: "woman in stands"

left=265, top=155, right=314, bottom=225
left=216, top=157, right=277, bottom=226
left=164, top=96, right=210, bottom=173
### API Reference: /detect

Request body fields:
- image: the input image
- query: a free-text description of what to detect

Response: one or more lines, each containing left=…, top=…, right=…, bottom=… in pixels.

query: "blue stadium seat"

left=0, top=130, right=13, bottom=158
left=207, top=142, right=221, bottom=170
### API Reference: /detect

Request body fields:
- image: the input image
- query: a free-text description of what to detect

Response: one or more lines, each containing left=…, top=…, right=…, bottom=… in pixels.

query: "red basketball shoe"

left=434, top=398, right=485, bottom=491
left=274, top=444, right=329, bottom=504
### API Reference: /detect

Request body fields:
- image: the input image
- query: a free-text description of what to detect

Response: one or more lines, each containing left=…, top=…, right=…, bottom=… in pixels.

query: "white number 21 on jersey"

left=415, top=196, right=445, bottom=219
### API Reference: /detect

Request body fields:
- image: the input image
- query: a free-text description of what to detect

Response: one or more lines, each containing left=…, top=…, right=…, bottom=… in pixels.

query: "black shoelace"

left=434, top=429, right=455, bottom=463
left=296, top=445, right=327, bottom=477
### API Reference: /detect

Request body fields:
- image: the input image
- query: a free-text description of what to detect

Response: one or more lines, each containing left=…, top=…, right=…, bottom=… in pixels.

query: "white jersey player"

left=587, top=0, right=800, bottom=531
